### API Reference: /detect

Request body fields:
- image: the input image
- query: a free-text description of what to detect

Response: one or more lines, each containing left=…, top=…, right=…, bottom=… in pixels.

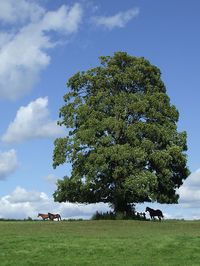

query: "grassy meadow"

left=0, top=220, right=200, bottom=265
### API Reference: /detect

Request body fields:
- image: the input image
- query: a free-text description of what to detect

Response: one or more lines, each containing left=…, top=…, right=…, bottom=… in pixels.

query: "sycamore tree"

left=53, top=52, right=189, bottom=215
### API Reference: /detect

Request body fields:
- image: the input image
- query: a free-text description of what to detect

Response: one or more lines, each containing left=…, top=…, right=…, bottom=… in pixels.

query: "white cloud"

left=0, top=0, right=44, bottom=24
left=44, top=174, right=58, bottom=186
left=0, top=1, right=83, bottom=100
left=2, top=97, right=64, bottom=143
left=0, top=186, right=109, bottom=219
left=0, top=149, right=18, bottom=180
left=5, top=186, right=48, bottom=203
left=0, top=186, right=48, bottom=219
left=177, top=169, right=200, bottom=207
left=93, top=7, right=139, bottom=30
left=41, top=4, right=82, bottom=34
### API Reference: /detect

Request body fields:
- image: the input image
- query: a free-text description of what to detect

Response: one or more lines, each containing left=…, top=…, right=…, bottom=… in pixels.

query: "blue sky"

left=0, top=0, right=200, bottom=220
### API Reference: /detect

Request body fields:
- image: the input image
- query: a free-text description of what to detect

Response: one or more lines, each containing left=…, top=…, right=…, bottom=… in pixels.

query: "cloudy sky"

left=0, top=0, right=200, bottom=220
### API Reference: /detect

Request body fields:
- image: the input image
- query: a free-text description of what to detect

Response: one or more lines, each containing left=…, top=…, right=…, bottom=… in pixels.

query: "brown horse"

left=145, top=207, right=164, bottom=221
left=48, top=212, right=61, bottom=221
left=37, top=213, right=49, bottom=220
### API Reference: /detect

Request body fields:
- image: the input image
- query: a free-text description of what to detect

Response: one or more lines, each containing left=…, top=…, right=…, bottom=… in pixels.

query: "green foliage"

left=91, top=208, right=149, bottom=221
left=26, top=216, right=33, bottom=221
left=53, top=51, right=190, bottom=212
left=91, top=211, right=116, bottom=220
left=91, top=211, right=145, bottom=220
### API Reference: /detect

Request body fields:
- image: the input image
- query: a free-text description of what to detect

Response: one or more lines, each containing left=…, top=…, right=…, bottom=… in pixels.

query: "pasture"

left=0, top=220, right=200, bottom=265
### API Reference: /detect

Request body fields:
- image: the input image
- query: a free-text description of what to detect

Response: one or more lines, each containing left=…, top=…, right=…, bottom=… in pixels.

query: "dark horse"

left=48, top=212, right=61, bottom=221
left=145, top=207, right=164, bottom=221
left=37, top=213, right=49, bottom=220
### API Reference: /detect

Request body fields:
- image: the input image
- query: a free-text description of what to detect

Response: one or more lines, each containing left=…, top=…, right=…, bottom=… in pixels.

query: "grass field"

left=0, top=220, right=200, bottom=266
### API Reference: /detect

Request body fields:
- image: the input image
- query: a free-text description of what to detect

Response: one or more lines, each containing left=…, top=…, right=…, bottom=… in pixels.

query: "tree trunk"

left=113, top=200, right=134, bottom=217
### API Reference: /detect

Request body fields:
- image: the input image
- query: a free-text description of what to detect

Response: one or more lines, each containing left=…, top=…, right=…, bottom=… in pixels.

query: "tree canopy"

left=53, top=52, right=190, bottom=214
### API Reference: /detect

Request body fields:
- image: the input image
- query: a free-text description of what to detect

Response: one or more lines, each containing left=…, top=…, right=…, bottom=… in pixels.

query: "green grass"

left=0, top=220, right=200, bottom=265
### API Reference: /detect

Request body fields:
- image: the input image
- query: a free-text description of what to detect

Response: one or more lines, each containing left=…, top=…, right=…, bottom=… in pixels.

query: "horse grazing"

left=37, top=213, right=49, bottom=220
left=145, top=207, right=164, bottom=221
left=48, top=212, right=61, bottom=221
